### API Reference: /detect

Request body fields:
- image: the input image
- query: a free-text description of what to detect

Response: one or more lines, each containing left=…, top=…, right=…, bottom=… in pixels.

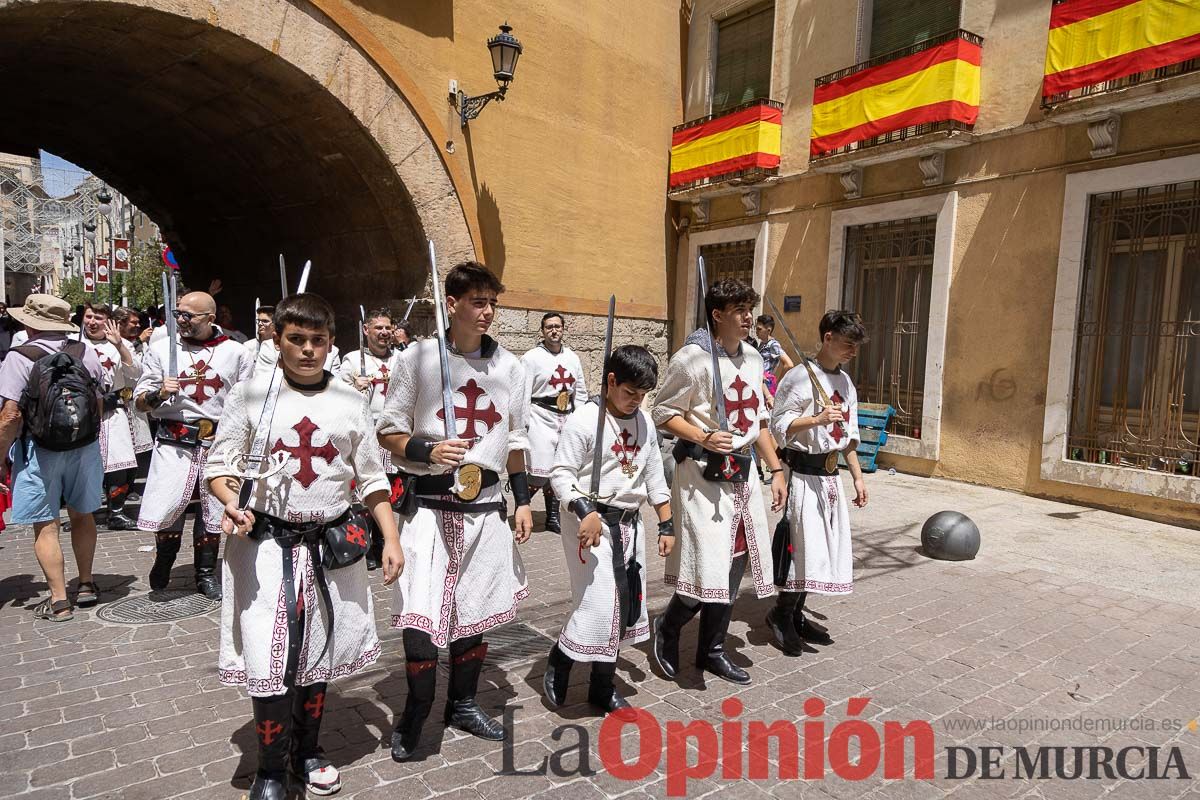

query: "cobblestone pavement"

left=1, top=472, right=1198, bottom=799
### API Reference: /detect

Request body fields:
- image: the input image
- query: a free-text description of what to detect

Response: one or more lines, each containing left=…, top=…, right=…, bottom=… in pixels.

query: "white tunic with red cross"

left=87, top=336, right=140, bottom=473
left=206, top=372, right=387, bottom=695
left=651, top=336, right=775, bottom=603
left=134, top=333, right=253, bottom=532
left=339, top=348, right=401, bottom=473
left=520, top=343, right=589, bottom=478
left=769, top=360, right=860, bottom=595
left=376, top=335, right=530, bottom=647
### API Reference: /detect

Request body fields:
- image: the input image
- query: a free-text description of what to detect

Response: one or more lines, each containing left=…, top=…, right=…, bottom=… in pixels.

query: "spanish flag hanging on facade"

left=810, top=34, right=982, bottom=157
left=669, top=100, right=782, bottom=190
left=1044, top=0, right=1200, bottom=98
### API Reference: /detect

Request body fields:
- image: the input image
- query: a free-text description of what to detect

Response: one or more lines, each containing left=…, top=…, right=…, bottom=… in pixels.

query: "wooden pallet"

left=837, top=402, right=895, bottom=473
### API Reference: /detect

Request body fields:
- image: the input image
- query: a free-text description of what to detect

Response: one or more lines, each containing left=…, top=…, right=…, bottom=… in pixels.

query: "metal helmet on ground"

left=921, top=510, right=980, bottom=561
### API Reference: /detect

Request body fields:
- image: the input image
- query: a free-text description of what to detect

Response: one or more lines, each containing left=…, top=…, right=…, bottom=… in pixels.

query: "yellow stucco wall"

left=337, top=1, right=682, bottom=321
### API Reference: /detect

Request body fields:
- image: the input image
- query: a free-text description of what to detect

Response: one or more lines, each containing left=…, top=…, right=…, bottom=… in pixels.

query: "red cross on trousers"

left=549, top=365, right=575, bottom=391
left=179, top=360, right=224, bottom=404
left=437, top=378, right=502, bottom=439
left=724, top=374, right=760, bottom=435
left=304, top=691, right=325, bottom=719
left=610, top=428, right=641, bottom=469
left=829, top=390, right=847, bottom=443
left=257, top=719, right=283, bottom=745
left=272, top=416, right=339, bottom=489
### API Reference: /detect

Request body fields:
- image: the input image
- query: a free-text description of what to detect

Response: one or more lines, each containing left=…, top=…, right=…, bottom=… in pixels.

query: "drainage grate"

left=96, top=590, right=220, bottom=624
left=486, top=622, right=554, bottom=668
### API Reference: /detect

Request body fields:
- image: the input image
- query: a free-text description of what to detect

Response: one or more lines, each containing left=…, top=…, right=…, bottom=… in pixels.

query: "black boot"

left=292, top=683, right=340, bottom=795
left=365, top=515, right=384, bottom=571
left=543, top=486, right=561, bottom=534
left=444, top=642, right=505, bottom=741
left=696, top=602, right=750, bottom=685
left=250, top=692, right=293, bottom=800
left=149, top=532, right=181, bottom=590
left=104, top=478, right=137, bottom=530
left=391, top=658, right=437, bottom=761
left=766, top=591, right=805, bottom=656
left=793, top=592, right=833, bottom=645
left=587, top=660, right=634, bottom=718
left=653, top=594, right=699, bottom=679
left=194, top=531, right=223, bottom=601
left=542, top=644, right=573, bottom=708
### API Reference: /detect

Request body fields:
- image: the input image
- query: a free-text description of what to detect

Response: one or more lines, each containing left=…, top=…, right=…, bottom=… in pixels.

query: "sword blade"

left=697, top=256, right=728, bottom=431
left=278, top=254, right=287, bottom=300
left=297, top=260, right=311, bottom=294
left=358, top=304, right=366, bottom=375
left=589, top=295, right=616, bottom=496
left=402, top=297, right=417, bottom=323
left=428, top=240, right=457, bottom=437
left=166, top=272, right=178, bottom=378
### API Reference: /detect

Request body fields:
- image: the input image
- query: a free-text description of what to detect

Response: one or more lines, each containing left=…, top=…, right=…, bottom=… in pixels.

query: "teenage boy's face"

left=713, top=302, right=754, bottom=342
left=755, top=322, right=771, bottom=342
left=275, top=322, right=330, bottom=380
left=606, top=375, right=647, bottom=415
left=823, top=332, right=861, bottom=364
left=448, top=289, right=498, bottom=335
left=83, top=308, right=108, bottom=339
left=365, top=316, right=393, bottom=351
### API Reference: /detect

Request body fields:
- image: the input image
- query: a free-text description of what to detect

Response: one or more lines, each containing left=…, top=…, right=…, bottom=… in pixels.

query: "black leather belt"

left=411, top=469, right=500, bottom=496
left=248, top=509, right=349, bottom=687
left=595, top=502, right=640, bottom=525
left=532, top=396, right=574, bottom=415
left=782, top=448, right=839, bottom=477
left=155, top=419, right=217, bottom=448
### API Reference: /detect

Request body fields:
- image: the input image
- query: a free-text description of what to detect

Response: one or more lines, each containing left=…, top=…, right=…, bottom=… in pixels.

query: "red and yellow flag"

left=1044, top=0, right=1200, bottom=97
left=810, top=36, right=981, bottom=157
left=669, top=101, right=782, bottom=190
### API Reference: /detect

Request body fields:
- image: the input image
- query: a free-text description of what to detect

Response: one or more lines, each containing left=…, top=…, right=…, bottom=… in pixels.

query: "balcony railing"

left=1043, top=0, right=1200, bottom=106
left=810, top=29, right=983, bottom=161
left=668, top=98, right=783, bottom=193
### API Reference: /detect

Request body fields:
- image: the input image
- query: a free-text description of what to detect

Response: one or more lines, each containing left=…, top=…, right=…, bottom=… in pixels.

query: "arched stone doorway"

left=0, top=0, right=476, bottom=342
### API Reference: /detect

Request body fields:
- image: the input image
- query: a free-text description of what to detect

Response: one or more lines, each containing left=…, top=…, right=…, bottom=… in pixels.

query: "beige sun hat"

left=8, top=294, right=78, bottom=333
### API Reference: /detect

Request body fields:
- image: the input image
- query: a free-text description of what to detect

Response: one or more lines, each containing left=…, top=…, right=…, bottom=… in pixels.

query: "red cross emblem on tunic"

left=304, top=691, right=325, bottom=719
left=549, top=365, right=575, bottom=391
left=437, top=379, right=502, bottom=439
left=94, top=348, right=115, bottom=372
left=179, top=360, right=224, bottom=404
left=370, top=363, right=390, bottom=395
left=829, top=390, right=847, bottom=443
left=272, top=416, right=339, bottom=489
left=610, top=428, right=641, bottom=470
left=724, top=374, right=760, bottom=435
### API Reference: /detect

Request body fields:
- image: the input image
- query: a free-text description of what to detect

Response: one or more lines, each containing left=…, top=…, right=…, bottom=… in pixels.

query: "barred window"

left=868, top=0, right=960, bottom=58
left=711, top=4, right=774, bottom=114
left=1067, top=180, right=1200, bottom=475
left=842, top=216, right=935, bottom=438
left=698, top=239, right=756, bottom=327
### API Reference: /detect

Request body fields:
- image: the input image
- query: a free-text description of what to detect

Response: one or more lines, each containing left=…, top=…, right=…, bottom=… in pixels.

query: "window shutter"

left=869, top=0, right=961, bottom=59
left=712, top=4, right=775, bottom=114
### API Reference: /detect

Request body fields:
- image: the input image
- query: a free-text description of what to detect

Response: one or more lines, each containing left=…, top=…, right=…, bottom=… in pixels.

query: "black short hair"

left=540, top=312, right=564, bottom=329
left=273, top=293, right=335, bottom=337
left=756, top=314, right=775, bottom=330
left=606, top=344, right=658, bottom=391
left=364, top=307, right=392, bottom=325
left=394, top=321, right=414, bottom=337
left=819, top=310, right=869, bottom=343
left=445, top=261, right=504, bottom=298
left=256, top=305, right=275, bottom=316
left=83, top=302, right=112, bottom=317
left=704, top=278, right=759, bottom=327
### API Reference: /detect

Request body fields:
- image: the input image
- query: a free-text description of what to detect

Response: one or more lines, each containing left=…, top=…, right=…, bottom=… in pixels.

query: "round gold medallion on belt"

left=555, top=390, right=571, bottom=412
left=455, top=463, right=483, bottom=501
left=119, top=387, right=133, bottom=403
left=825, top=451, right=839, bottom=473
left=197, top=419, right=216, bottom=441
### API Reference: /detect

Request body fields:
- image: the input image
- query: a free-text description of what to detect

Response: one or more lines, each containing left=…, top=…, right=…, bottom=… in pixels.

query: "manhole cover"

left=487, top=622, right=553, bottom=668
left=96, top=590, right=219, bottom=624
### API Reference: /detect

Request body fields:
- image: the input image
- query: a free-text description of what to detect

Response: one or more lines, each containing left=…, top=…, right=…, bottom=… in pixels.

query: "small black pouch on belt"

left=321, top=508, right=372, bottom=570
left=598, top=504, right=643, bottom=631
left=673, top=439, right=752, bottom=483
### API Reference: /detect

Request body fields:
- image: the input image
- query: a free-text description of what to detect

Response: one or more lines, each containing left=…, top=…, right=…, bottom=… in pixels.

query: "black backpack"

left=16, top=341, right=102, bottom=451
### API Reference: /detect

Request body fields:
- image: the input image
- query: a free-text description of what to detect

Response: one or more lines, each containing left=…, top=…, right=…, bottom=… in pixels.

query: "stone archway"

left=0, top=0, right=476, bottom=337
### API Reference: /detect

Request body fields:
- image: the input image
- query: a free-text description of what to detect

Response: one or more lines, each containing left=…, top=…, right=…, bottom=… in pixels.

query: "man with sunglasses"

left=135, top=291, right=253, bottom=600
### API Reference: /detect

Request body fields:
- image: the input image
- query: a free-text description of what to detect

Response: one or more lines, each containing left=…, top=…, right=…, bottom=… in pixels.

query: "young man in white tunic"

left=135, top=291, right=253, bottom=600
left=208, top=293, right=403, bottom=800
left=767, top=310, right=869, bottom=655
left=651, top=278, right=787, bottom=686
left=242, top=304, right=275, bottom=368
left=114, top=307, right=154, bottom=481
left=377, top=261, right=533, bottom=761
left=544, top=345, right=673, bottom=715
left=82, top=304, right=141, bottom=530
left=520, top=312, right=588, bottom=533
left=339, top=307, right=400, bottom=569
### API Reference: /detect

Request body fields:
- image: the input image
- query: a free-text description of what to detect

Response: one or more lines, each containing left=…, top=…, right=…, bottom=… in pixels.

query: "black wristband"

left=404, top=436, right=436, bottom=464
left=570, top=498, right=597, bottom=521
left=144, top=391, right=166, bottom=409
left=509, top=471, right=532, bottom=507
left=658, top=518, right=675, bottom=538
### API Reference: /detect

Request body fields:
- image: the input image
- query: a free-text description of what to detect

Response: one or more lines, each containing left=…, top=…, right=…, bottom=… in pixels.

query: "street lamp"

left=457, top=23, right=523, bottom=127
left=83, top=221, right=97, bottom=243
left=96, top=187, right=113, bottom=217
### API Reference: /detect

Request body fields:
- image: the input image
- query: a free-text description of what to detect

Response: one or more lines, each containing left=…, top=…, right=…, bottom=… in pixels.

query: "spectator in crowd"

left=0, top=301, right=22, bottom=360
left=216, top=305, right=249, bottom=343
left=0, top=294, right=105, bottom=621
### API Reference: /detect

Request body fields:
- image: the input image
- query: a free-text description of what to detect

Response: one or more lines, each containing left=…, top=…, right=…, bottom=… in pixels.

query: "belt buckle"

left=119, top=387, right=133, bottom=403
left=454, top=464, right=483, bottom=502
left=197, top=419, right=216, bottom=441
left=824, top=451, right=839, bottom=473
left=555, top=390, right=571, bottom=413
